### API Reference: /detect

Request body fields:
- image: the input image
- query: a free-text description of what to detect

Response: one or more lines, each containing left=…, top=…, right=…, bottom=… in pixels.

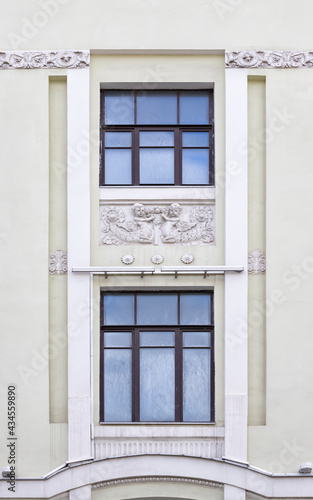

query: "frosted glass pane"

left=182, top=132, right=209, bottom=147
left=103, top=294, right=134, bottom=325
left=104, top=331, right=132, bottom=347
left=137, top=92, right=177, bottom=124
left=182, top=149, right=209, bottom=185
left=140, top=348, right=175, bottom=421
left=105, top=92, right=134, bottom=124
left=140, top=131, right=174, bottom=147
left=180, top=294, right=211, bottom=325
left=183, top=349, right=211, bottom=421
left=140, top=331, right=175, bottom=346
left=105, top=149, right=132, bottom=184
left=104, top=349, right=132, bottom=421
left=183, top=331, right=211, bottom=347
left=105, top=132, right=132, bottom=147
left=179, top=91, right=210, bottom=124
left=140, top=148, right=174, bottom=184
left=137, top=294, right=178, bottom=325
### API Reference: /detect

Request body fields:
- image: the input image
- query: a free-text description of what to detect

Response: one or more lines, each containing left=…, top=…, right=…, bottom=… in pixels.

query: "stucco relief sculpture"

left=0, top=50, right=89, bottom=69
left=49, top=250, right=68, bottom=274
left=100, top=203, right=215, bottom=246
left=248, top=249, right=266, bottom=274
left=226, top=50, right=313, bottom=69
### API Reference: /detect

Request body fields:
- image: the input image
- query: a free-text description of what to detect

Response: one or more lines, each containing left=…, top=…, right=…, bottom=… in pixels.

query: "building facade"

left=1, top=1, right=313, bottom=499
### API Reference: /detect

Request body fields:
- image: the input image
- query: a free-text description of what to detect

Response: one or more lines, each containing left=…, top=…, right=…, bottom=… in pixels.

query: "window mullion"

left=133, top=328, right=140, bottom=421
left=175, top=327, right=183, bottom=422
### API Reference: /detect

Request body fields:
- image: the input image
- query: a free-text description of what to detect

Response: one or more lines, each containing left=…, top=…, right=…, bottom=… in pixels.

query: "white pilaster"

left=224, top=69, right=248, bottom=468
left=67, top=68, right=91, bottom=462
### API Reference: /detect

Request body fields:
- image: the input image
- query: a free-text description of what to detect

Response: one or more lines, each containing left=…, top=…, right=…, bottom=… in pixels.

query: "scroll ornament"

left=49, top=250, right=68, bottom=274
left=0, top=50, right=89, bottom=70
left=226, top=50, right=313, bottom=69
left=100, top=203, right=214, bottom=246
left=248, top=250, right=266, bottom=274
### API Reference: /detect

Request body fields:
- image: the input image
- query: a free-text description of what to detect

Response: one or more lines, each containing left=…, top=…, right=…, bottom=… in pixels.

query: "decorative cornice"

left=49, top=250, right=68, bottom=275
left=91, top=476, right=223, bottom=490
left=0, top=50, right=89, bottom=70
left=248, top=249, right=266, bottom=274
left=226, top=50, right=313, bottom=69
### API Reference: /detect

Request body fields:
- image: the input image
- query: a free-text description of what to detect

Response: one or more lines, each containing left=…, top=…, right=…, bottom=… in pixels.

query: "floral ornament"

left=248, top=250, right=266, bottom=274
left=49, top=250, right=68, bottom=275
left=121, top=255, right=135, bottom=265
left=151, top=255, right=164, bottom=265
left=181, top=253, right=194, bottom=264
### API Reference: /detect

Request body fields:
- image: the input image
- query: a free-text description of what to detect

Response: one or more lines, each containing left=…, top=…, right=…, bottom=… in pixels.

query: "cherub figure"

left=132, top=203, right=154, bottom=243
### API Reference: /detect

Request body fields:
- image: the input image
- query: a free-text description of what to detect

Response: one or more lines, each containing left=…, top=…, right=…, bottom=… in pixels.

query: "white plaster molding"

left=226, top=50, right=313, bottom=69
left=248, top=249, right=266, bottom=274
left=94, top=438, right=224, bottom=460
left=0, top=50, right=89, bottom=69
left=99, top=203, right=215, bottom=246
left=121, top=255, right=135, bottom=265
left=49, top=250, right=67, bottom=274
left=181, top=253, right=194, bottom=264
left=91, top=476, right=223, bottom=490
left=151, top=254, right=164, bottom=264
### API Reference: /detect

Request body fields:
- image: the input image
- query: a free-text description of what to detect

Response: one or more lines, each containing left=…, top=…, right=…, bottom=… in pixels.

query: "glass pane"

left=183, top=331, right=211, bottom=347
left=104, top=92, right=134, bottom=125
left=139, top=148, right=174, bottom=184
left=137, top=294, right=178, bottom=325
left=104, top=331, right=132, bottom=347
left=140, top=331, right=175, bottom=346
left=140, top=348, right=175, bottom=421
left=103, top=294, right=134, bottom=325
left=180, top=294, right=211, bottom=325
left=105, top=132, right=132, bottom=148
left=182, top=131, right=209, bottom=147
left=104, top=349, right=132, bottom=421
left=179, top=91, right=210, bottom=125
left=182, top=149, right=209, bottom=185
left=137, top=92, right=177, bottom=124
left=183, top=349, right=211, bottom=421
left=140, top=131, right=174, bottom=147
left=105, top=149, right=132, bottom=185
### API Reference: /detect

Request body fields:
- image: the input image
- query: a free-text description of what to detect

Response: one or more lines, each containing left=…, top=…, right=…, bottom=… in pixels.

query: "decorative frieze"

left=248, top=249, right=266, bottom=274
left=49, top=250, right=68, bottom=275
left=94, top=438, right=224, bottom=461
left=92, top=476, right=223, bottom=490
left=226, top=50, right=313, bottom=69
left=100, top=203, right=215, bottom=246
left=0, top=50, right=89, bottom=70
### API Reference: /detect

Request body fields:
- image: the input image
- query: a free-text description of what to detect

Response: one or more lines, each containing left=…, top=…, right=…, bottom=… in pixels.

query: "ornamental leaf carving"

left=226, top=50, right=313, bottom=69
left=248, top=250, right=266, bottom=274
left=100, top=203, right=215, bottom=246
left=49, top=250, right=68, bottom=275
left=0, top=50, right=89, bottom=70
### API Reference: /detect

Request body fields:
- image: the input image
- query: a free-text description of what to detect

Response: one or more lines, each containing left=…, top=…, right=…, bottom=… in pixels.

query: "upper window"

left=100, top=90, right=214, bottom=186
left=100, top=292, right=214, bottom=423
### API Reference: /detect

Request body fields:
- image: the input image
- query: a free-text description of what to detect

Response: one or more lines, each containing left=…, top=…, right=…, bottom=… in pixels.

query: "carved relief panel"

left=99, top=202, right=215, bottom=246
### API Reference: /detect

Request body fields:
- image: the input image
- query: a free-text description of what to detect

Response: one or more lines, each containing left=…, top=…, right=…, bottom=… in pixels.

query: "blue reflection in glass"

left=140, top=131, right=174, bottom=147
left=137, top=294, right=178, bottom=324
left=180, top=91, right=210, bottom=125
left=137, top=92, right=177, bottom=124
left=140, top=331, right=175, bottom=346
left=180, top=294, right=211, bottom=325
left=183, top=349, right=211, bottom=421
left=140, top=348, right=175, bottom=421
left=105, top=132, right=132, bottom=148
left=104, top=331, right=132, bottom=347
left=103, top=294, right=134, bottom=325
left=183, top=331, right=211, bottom=347
left=105, top=92, right=134, bottom=124
left=182, top=132, right=209, bottom=147
left=105, top=149, right=132, bottom=184
left=182, top=149, right=209, bottom=184
left=104, top=349, right=132, bottom=421
left=140, top=148, right=174, bottom=184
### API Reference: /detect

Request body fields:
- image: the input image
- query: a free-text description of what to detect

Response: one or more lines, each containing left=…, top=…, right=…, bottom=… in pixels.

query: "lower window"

left=100, top=291, right=214, bottom=423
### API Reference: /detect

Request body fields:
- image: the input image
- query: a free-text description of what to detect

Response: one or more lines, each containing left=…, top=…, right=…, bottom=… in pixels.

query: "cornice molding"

left=0, top=50, right=89, bottom=69
left=226, top=50, right=313, bottom=69
left=91, top=476, right=223, bottom=490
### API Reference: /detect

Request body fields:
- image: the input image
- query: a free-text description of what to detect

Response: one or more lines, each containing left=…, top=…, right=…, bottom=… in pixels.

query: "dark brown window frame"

left=99, top=89, right=214, bottom=186
left=99, top=291, right=215, bottom=423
